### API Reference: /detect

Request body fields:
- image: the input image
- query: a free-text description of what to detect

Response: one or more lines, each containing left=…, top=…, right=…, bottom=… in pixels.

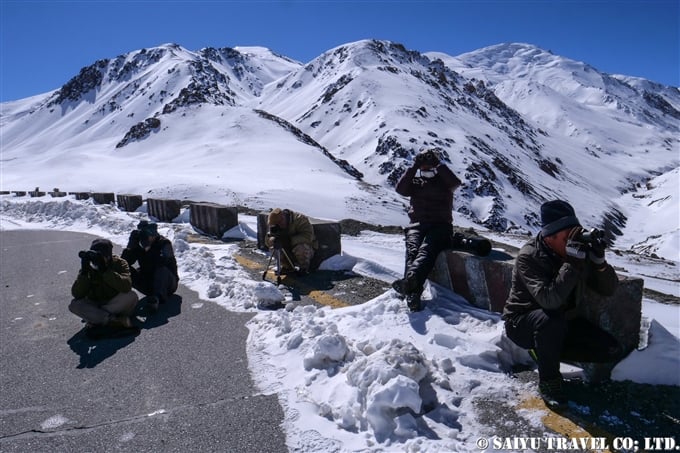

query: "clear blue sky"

left=1, top=0, right=678, bottom=102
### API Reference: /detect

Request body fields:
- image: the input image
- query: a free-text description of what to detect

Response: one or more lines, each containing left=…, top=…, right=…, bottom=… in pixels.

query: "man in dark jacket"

left=503, top=200, right=623, bottom=407
left=122, top=221, right=178, bottom=313
left=69, top=238, right=139, bottom=331
left=392, top=148, right=462, bottom=311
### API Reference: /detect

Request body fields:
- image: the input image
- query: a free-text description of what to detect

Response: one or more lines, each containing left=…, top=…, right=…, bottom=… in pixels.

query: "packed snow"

left=1, top=196, right=678, bottom=451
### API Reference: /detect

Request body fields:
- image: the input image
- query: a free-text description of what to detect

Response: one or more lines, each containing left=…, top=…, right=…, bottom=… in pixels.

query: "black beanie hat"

left=540, top=200, right=580, bottom=237
left=90, top=238, right=113, bottom=259
left=137, top=220, right=158, bottom=238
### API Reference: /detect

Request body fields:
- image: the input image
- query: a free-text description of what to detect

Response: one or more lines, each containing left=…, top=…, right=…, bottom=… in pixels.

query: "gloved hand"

left=127, top=229, right=141, bottom=249
left=272, top=236, right=283, bottom=250
left=588, top=237, right=607, bottom=265
left=565, top=239, right=588, bottom=260
left=565, top=228, right=587, bottom=261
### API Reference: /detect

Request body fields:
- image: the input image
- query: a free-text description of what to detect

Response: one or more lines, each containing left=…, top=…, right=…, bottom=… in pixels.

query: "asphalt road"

left=0, top=230, right=287, bottom=452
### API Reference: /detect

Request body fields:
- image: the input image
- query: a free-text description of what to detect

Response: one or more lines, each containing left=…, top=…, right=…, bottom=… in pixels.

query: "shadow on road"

left=67, top=329, right=139, bottom=369
left=137, top=294, right=183, bottom=330
left=66, top=294, right=182, bottom=368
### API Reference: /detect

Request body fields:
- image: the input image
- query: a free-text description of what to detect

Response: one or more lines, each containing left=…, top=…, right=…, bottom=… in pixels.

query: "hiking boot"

left=391, top=279, right=406, bottom=296
left=295, top=268, right=309, bottom=277
left=406, top=292, right=422, bottom=312
left=146, top=296, right=159, bottom=313
left=538, top=378, right=567, bottom=407
left=108, top=315, right=133, bottom=329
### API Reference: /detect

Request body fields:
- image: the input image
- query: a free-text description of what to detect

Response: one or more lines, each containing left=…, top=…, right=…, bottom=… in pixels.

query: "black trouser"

left=403, top=223, right=452, bottom=295
left=505, top=309, right=623, bottom=381
left=131, top=267, right=178, bottom=303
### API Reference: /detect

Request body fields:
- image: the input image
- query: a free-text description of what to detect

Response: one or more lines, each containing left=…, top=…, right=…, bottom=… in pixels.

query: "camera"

left=78, top=249, right=101, bottom=262
left=574, top=228, right=605, bottom=245
left=416, top=150, right=440, bottom=167
left=451, top=232, right=492, bottom=257
left=269, top=225, right=282, bottom=235
left=78, top=249, right=105, bottom=271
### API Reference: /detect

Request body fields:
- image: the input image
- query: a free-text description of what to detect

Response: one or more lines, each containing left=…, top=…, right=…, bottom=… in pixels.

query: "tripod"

left=262, top=245, right=298, bottom=285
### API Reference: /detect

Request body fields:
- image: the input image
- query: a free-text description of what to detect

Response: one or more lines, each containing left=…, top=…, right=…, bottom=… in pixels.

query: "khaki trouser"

left=69, top=291, right=139, bottom=325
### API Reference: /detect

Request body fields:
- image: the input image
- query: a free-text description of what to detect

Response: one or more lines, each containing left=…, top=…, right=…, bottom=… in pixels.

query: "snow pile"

left=247, top=287, right=517, bottom=451
left=611, top=320, right=680, bottom=386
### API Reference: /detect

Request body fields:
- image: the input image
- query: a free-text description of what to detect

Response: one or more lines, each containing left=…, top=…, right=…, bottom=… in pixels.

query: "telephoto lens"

left=451, top=232, right=492, bottom=257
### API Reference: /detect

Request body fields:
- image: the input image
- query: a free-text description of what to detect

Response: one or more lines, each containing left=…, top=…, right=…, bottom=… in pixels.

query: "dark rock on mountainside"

left=48, top=60, right=109, bottom=106
left=254, top=109, right=364, bottom=180
left=116, top=117, right=162, bottom=148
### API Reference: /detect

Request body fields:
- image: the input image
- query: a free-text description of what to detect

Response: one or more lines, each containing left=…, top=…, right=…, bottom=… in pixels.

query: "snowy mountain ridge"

left=1, top=39, right=678, bottom=259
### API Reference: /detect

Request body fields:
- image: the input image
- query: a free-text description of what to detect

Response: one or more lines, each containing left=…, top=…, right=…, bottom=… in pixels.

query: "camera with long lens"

left=450, top=232, right=492, bottom=257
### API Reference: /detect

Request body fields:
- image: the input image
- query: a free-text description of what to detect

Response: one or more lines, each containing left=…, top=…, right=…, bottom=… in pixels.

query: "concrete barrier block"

left=0, top=191, right=10, bottom=195
left=431, top=250, right=515, bottom=312
left=117, top=194, right=143, bottom=212
left=29, top=189, right=46, bottom=197
left=577, top=277, right=644, bottom=355
left=12, top=191, right=27, bottom=197
left=50, top=188, right=67, bottom=197
left=70, top=192, right=91, bottom=200
left=92, top=192, right=115, bottom=205
left=257, top=212, right=269, bottom=250
left=310, top=219, right=342, bottom=269
left=190, top=202, right=238, bottom=238
left=147, top=198, right=181, bottom=222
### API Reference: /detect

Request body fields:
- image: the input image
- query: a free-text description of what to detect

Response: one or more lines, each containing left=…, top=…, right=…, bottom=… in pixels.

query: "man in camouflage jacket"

left=266, top=208, right=317, bottom=274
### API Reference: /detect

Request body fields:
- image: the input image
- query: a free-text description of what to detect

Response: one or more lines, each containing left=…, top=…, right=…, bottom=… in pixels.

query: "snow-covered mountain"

left=1, top=40, right=678, bottom=256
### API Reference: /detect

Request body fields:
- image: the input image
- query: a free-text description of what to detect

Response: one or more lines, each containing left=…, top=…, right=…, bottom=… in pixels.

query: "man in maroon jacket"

left=392, top=148, right=462, bottom=311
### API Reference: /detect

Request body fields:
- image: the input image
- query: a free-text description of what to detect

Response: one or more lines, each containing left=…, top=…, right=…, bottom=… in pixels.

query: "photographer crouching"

left=502, top=200, right=624, bottom=407
left=266, top=208, right=317, bottom=276
left=121, top=221, right=178, bottom=313
left=392, top=148, right=462, bottom=312
left=69, top=239, right=139, bottom=334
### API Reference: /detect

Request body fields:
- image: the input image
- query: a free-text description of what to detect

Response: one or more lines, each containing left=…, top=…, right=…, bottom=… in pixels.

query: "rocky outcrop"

left=116, top=117, right=161, bottom=148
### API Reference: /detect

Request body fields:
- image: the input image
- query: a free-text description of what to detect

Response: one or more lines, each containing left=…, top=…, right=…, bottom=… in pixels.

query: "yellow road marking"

left=519, top=395, right=613, bottom=452
left=234, top=254, right=350, bottom=308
